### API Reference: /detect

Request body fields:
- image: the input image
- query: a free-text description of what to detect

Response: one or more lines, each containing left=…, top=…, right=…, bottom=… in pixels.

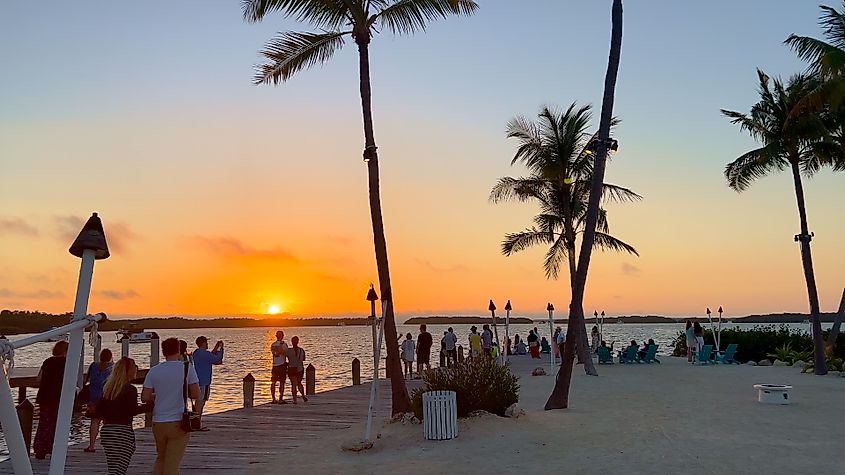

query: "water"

left=0, top=321, right=817, bottom=458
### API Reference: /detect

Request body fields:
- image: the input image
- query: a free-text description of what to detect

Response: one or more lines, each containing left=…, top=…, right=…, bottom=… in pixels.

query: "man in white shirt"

left=270, top=330, right=289, bottom=404
left=143, top=337, right=199, bottom=475
left=443, top=327, right=458, bottom=367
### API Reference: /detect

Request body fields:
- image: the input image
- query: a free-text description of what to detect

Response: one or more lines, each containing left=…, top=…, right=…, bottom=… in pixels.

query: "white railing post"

left=1, top=350, right=32, bottom=475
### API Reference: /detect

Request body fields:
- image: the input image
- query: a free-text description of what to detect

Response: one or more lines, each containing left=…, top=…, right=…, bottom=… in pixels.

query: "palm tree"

left=490, top=103, right=640, bottom=376
left=721, top=70, right=843, bottom=375
left=243, top=0, right=478, bottom=415
left=785, top=2, right=845, bottom=351
left=546, top=0, right=624, bottom=410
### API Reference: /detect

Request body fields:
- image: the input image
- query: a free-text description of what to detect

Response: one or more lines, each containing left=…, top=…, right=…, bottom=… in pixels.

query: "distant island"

left=0, top=310, right=370, bottom=336
left=404, top=316, right=534, bottom=325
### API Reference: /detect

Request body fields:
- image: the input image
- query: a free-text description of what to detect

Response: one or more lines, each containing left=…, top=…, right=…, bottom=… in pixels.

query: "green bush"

left=670, top=325, right=815, bottom=363
left=767, top=343, right=812, bottom=365
left=410, top=358, right=519, bottom=420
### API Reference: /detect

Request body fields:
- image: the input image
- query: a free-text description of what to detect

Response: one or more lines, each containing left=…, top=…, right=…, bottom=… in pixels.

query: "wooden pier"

left=1, top=379, right=419, bottom=474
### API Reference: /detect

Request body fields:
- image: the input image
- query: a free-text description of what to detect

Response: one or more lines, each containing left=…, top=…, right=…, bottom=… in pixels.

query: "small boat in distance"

left=116, top=328, right=155, bottom=343
left=45, top=328, right=68, bottom=342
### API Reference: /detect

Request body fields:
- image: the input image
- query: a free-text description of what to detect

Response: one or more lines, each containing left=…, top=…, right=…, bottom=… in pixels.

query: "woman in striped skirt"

left=94, top=357, right=152, bottom=475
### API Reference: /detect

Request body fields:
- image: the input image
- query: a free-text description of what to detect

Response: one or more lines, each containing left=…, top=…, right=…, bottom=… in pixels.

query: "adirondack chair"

left=716, top=343, right=738, bottom=364
left=597, top=346, right=614, bottom=364
left=693, top=345, right=714, bottom=365
left=619, top=346, right=640, bottom=364
left=642, top=344, right=660, bottom=364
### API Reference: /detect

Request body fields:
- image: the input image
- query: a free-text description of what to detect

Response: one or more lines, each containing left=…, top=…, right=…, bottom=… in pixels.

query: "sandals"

left=83, top=447, right=96, bottom=453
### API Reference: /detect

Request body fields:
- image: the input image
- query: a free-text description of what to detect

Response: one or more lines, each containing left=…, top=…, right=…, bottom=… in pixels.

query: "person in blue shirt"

left=192, top=336, right=224, bottom=428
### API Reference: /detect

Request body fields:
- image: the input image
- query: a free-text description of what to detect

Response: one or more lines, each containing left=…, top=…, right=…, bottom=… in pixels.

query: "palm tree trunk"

left=825, top=288, right=845, bottom=354
left=357, top=38, right=412, bottom=414
left=546, top=0, right=623, bottom=410
left=566, top=244, right=597, bottom=375
left=789, top=160, right=827, bottom=375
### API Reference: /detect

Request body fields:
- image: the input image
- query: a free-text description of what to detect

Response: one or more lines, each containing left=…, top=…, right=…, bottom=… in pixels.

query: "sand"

left=272, top=356, right=843, bottom=474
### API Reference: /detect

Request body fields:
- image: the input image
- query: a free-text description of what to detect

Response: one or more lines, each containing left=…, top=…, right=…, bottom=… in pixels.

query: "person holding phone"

left=192, top=336, right=224, bottom=429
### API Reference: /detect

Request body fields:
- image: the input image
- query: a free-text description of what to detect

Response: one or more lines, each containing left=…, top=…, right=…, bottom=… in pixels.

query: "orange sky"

left=1, top=2, right=843, bottom=319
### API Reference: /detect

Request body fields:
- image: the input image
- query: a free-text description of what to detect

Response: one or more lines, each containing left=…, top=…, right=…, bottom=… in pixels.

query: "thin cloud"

left=414, top=259, right=469, bottom=273
left=621, top=262, right=641, bottom=276
left=0, top=217, right=38, bottom=237
left=191, top=236, right=298, bottom=262
left=95, top=289, right=140, bottom=300
left=0, top=288, right=65, bottom=299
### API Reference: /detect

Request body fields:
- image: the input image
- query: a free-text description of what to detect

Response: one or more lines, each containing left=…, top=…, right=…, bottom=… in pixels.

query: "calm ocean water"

left=0, top=321, right=817, bottom=458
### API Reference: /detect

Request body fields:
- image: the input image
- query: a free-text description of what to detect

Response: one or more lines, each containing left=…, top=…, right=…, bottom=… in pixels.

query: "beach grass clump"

left=670, top=325, right=815, bottom=363
left=410, top=358, right=519, bottom=420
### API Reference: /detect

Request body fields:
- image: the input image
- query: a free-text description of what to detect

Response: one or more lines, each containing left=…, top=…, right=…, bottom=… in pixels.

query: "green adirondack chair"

left=716, top=343, right=738, bottom=364
left=597, top=346, right=614, bottom=364
left=693, top=345, right=714, bottom=365
left=619, top=346, right=640, bottom=364
left=642, top=344, right=660, bottom=364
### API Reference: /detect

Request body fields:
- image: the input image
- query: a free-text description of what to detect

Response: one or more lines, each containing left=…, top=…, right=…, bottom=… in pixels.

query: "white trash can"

left=753, top=384, right=792, bottom=405
left=422, top=390, right=457, bottom=440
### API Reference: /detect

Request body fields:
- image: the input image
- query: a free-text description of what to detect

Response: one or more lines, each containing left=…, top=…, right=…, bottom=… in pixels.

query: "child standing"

left=401, top=333, right=415, bottom=379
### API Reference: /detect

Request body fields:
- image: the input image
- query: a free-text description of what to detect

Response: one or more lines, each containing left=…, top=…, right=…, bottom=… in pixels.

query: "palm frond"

left=242, top=0, right=354, bottom=29
left=543, top=234, right=570, bottom=280
left=254, top=30, right=350, bottom=84
left=501, top=229, right=553, bottom=256
left=593, top=232, right=639, bottom=256
left=373, top=0, right=478, bottom=35
left=489, top=177, right=548, bottom=204
left=724, top=145, right=787, bottom=192
left=601, top=183, right=643, bottom=203
left=785, top=34, right=845, bottom=76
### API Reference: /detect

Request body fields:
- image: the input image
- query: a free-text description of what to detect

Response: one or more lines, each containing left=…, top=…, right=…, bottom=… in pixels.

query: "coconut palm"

left=546, top=0, right=625, bottom=410
left=243, top=0, right=478, bottom=415
left=721, top=70, right=843, bottom=375
left=490, top=103, right=640, bottom=376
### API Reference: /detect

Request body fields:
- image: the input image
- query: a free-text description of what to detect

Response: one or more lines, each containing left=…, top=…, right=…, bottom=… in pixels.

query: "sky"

left=1, top=1, right=843, bottom=320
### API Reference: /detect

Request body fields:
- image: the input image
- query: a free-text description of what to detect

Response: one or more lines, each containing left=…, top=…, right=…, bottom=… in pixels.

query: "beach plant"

left=546, top=0, right=625, bottom=410
left=490, top=103, right=640, bottom=377
left=721, top=70, right=844, bottom=375
left=670, top=325, right=816, bottom=363
left=242, top=0, right=478, bottom=415
left=410, top=358, right=519, bottom=419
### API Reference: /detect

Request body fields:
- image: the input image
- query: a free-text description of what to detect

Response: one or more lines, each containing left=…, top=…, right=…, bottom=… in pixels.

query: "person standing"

left=443, top=327, right=458, bottom=367
left=401, top=333, right=415, bottom=379
left=285, top=336, right=308, bottom=404
left=142, top=337, right=199, bottom=475
left=192, top=336, right=224, bottom=428
left=416, top=324, right=433, bottom=373
left=693, top=321, right=705, bottom=355
left=555, top=327, right=566, bottom=360
left=481, top=324, right=493, bottom=359
left=468, top=326, right=482, bottom=359
left=527, top=330, right=540, bottom=359
left=685, top=320, right=695, bottom=362
left=33, top=340, right=69, bottom=459
left=96, top=357, right=152, bottom=475
left=591, top=326, right=601, bottom=355
left=85, top=348, right=113, bottom=452
left=270, top=330, right=289, bottom=404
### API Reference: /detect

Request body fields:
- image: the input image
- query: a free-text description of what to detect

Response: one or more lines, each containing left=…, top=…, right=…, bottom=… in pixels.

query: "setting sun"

left=267, top=304, right=281, bottom=315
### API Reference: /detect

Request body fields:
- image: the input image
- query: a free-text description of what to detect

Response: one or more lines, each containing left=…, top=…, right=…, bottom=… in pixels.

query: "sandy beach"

left=285, top=356, right=843, bottom=475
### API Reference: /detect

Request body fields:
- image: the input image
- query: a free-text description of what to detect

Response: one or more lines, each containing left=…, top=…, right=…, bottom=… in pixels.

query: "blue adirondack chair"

left=716, top=343, right=738, bottom=364
left=693, top=345, right=714, bottom=365
left=619, top=346, right=640, bottom=364
left=642, top=344, right=660, bottom=364
left=597, top=346, right=614, bottom=364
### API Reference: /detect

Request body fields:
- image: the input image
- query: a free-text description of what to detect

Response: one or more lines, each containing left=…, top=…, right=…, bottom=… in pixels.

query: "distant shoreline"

left=1, top=310, right=838, bottom=336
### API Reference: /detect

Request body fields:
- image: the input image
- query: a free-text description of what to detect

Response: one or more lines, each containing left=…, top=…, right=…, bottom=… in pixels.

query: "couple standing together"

left=270, top=330, right=308, bottom=404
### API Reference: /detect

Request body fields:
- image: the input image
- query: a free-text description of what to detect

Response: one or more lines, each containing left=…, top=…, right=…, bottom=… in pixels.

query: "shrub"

left=410, top=358, right=519, bottom=420
left=670, top=325, right=814, bottom=363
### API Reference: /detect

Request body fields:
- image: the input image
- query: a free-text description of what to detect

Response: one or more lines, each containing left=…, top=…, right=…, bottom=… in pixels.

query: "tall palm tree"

left=490, top=103, right=640, bottom=376
left=243, top=0, right=478, bottom=415
left=721, top=70, right=843, bottom=375
left=785, top=2, right=845, bottom=350
left=546, top=0, right=624, bottom=410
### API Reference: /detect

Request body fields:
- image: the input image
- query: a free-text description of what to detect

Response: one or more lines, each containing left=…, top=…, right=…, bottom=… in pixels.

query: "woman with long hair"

left=95, top=357, right=152, bottom=475
left=286, top=336, right=308, bottom=404
left=685, top=320, right=695, bottom=362
left=84, top=348, right=113, bottom=452
left=33, top=340, right=69, bottom=459
left=693, top=321, right=705, bottom=355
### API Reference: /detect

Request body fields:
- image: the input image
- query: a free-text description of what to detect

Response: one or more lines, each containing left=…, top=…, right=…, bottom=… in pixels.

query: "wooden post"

left=121, top=335, right=129, bottom=359
left=439, top=350, right=445, bottom=367
left=16, top=399, right=34, bottom=455
left=93, top=334, right=102, bottom=365
left=18, top=387, right=26, bottom=404
left=149, top=333, right=160, bottom=367
left=305, top=364, right=315, bottom=395
left=243, top=373, right=255, bottom=408
left=385, top=357, right=391, bottom=379
left=458, top=345, right=464, bottom=363
left=352, top=358, right=361, bottom=386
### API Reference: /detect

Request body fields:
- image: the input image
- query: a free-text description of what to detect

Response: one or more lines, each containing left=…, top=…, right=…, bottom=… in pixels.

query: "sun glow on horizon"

left=267, top=304, right=281, bottom=315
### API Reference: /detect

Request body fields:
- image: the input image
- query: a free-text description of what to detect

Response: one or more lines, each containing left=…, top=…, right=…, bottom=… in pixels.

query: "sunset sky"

left=1, top=1, right=843, bottom=320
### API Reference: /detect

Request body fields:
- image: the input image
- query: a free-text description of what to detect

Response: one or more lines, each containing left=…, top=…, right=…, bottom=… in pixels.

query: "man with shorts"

left=481, top=324, right=494, bottom=359
left=443, top=327, right=458, bottom=367
left=192, top=336, right=224, bottom=429
left=270, top=330, right=289, bottom=404
left=416, top=324, right=433, bottom=374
